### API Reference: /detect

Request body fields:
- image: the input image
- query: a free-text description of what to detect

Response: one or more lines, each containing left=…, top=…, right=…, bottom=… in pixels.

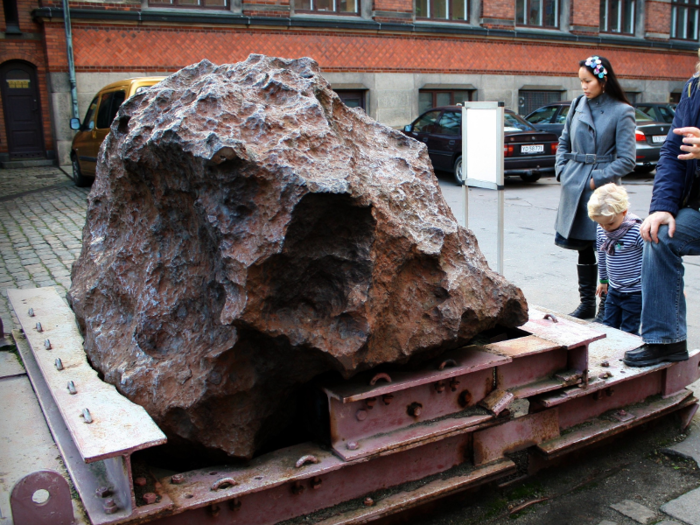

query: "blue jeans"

left=603, top=288, right=641, bottom=335
left=641, top=207, right=700, bottom=344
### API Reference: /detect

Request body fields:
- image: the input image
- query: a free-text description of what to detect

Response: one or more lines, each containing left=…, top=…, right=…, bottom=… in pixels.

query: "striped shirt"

left=596, top=223, right=643, bottom=293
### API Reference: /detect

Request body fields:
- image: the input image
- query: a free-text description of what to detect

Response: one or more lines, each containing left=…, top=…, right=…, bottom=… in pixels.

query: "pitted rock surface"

left=68, top=55, right=528, bottom=459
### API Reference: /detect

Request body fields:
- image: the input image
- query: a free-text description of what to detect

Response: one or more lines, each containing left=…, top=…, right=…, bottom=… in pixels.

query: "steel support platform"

left=3, top=287, right=699, bottom=525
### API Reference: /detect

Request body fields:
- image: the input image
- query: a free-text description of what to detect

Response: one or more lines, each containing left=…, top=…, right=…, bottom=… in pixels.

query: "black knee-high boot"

left=570, top=264, right=597, bottom=319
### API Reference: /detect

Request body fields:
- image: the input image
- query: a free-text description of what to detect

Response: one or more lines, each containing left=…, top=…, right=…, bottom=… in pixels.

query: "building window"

left=671, top=0, right=700, bottom=40
left=600, top=0, right=635, bottom=34
left=419, top=90, right=474, bottom=114
left=149, top=0, right=227, bottom=8
left=518, top=90, right=562, bottom=116
left=335, top=90, right=366, bottom=110
left=2, top=0, right=21, bottom=33
left=297, top=0, right=359, bottom=14
left=416, top=0, right=468, bottom=21
left=516, top=0, right=558, bottom=28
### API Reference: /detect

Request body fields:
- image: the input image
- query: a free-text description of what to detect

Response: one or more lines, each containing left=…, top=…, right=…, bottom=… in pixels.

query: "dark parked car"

left=525, top=100, right=672, bottom=173
left=403, top=106, right=558, bottom=184
left=634, top=102, right=676, bottom=123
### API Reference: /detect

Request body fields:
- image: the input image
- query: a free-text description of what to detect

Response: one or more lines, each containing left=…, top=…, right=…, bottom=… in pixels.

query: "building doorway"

left=1, top=61, right=46, bottom=159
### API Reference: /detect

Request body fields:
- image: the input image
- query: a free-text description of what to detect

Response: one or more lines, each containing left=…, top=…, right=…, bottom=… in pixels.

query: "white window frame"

left=415, top=0, right=468, bottom=21
left=600, top=0, right=635, bottom=34
left=671, top=0, right=700, bottom=40
left=298, top=0, right=359, bottom=13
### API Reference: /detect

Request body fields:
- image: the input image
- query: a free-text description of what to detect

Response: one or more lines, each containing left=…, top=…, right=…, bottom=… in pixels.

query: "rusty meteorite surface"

left=68, top=55, right=528, bottom=460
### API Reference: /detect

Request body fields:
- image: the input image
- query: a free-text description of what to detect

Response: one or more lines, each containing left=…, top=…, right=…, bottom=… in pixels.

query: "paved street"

left=0, top=167, right=88, bottom=333
left=1, top=165, right=700, bottom=525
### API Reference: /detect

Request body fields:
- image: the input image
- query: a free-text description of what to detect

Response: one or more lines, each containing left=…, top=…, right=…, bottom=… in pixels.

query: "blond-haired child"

left=587, top=183, right=643, bottom=334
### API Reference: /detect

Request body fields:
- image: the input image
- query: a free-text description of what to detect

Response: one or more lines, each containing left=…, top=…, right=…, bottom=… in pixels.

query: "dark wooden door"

left=1, top=61, right=45, bottom=159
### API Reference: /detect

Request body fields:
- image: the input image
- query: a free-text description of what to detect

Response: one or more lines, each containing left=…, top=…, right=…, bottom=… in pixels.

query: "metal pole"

left=462, top=180, right=468, bottom=229
left=62, top=0, right=79, bottom=119
left=497, top=188, right=504, bottom=275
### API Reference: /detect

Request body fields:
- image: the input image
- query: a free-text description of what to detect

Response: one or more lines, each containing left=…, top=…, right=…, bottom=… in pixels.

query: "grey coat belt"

left=561, top=153, right=614, bottom=164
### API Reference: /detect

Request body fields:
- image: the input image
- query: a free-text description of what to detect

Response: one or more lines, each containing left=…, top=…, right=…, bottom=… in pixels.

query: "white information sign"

left=460, top=101, right=506, bottom=274
left=462, top=102, right=505, bottom=190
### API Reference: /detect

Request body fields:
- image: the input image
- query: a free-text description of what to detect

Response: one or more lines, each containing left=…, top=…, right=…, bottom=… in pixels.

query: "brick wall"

left=570, top=0, right=599, bottom=33
left=374, top=0, right=412, bottom=13
left=481, top=0, right=514, bottom=28
left=39, top=23, right=694, bottom=80
left=0, top=0, right=52, bottom=156
left=646, top=0, right=671, bottom=39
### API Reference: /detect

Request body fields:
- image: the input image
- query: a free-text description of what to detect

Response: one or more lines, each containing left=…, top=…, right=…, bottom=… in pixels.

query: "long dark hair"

left=579, top=56, right=631, bottom=105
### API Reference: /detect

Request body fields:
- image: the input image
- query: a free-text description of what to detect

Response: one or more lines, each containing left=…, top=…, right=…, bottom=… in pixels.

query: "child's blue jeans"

left=603, top=288, right=641, bottom=335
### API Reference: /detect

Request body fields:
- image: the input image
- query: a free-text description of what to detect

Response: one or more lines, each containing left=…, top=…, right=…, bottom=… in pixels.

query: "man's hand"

left=641, top=211, right=676, bottom=243
left=674, top=127, right=700, bottom=160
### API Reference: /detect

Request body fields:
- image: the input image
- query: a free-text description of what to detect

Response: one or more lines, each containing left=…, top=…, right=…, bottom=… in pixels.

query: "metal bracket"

left=10, top=470, right=74, bottom=525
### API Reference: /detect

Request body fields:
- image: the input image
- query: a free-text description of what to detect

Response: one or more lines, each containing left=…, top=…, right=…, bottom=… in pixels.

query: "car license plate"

left=652, top=135, right=666, bottom=144
left=521, top=144, right=544, bottom=154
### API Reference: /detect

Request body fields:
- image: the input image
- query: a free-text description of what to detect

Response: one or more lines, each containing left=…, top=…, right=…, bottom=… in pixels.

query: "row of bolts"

left=29, top=308, right=91, bottom=422
left=29, top=307, right=111, bottom=512
left=349, top=377, right=462, bottom=451
left=31, top=307, right=162, bottom=513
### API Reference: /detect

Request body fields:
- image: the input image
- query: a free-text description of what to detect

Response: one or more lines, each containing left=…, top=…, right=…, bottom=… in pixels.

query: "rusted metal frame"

left=156, top=434, right=480, bottom=525
left=567, top=344, right=589, bottom=387
left=520, top=306, right=606, bottom=349
left=311, top=458, right=516, bottom=525
left=533, top=369, right=666, bottom=430
left=537, top=390, right=695, bottom=459
left=496, top=349, right=569, bottom=394
left=7, top=288, right=166, bottom=462
left=333, top=412, right=494, bottom=461
left=663, top=351, right=700, bottom=397
left=12, top=332, right=173, bottom=524
left=676, top=401, right=699, bottom=432
left=483, top=335, right=563, bottom=358
left=10, top=470, right=74, bottom=525
left=534, top=349, right=700, bottom=409
left=327, top=367, right=494, bottom=446
left=472, top=409, right=560, bottom=466
left=322, top=347, right=510, bottom=403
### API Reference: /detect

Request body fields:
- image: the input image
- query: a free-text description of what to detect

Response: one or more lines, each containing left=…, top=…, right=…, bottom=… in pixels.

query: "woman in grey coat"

left=555, top=56, right=636, bottom=320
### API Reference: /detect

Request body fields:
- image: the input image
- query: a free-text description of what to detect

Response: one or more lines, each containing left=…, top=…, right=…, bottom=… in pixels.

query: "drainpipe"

left=62, top=0, right=79, bottom=119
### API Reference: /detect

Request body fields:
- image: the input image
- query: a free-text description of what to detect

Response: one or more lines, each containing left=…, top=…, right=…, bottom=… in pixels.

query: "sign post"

left=461, top=101, right=505, bottom=274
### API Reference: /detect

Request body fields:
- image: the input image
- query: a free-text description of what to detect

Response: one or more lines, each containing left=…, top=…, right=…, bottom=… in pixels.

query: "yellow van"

left=69, top=77, right=165, bottom=186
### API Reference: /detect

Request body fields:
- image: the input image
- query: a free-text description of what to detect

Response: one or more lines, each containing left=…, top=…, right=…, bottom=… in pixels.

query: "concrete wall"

left=52, top=70, right=688, bottom=166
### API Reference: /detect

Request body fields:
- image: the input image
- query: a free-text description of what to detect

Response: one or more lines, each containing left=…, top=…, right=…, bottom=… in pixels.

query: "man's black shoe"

left=624, top=345, right=649, bottom=360
left=623, top=341, right=688, bottom=367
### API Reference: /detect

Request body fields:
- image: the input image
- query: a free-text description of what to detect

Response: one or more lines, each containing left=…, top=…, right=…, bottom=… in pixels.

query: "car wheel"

left=72, top=156, right=91, bottom=187
left=519, top=173, right=541, bottom=183
left=453, top=156, right=466, bottom=185
left=634, top=165, right=655, bottom=174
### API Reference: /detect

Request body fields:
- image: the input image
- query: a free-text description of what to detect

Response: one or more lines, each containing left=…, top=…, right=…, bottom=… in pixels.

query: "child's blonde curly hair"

left=587, top=183, right=629, bottom=218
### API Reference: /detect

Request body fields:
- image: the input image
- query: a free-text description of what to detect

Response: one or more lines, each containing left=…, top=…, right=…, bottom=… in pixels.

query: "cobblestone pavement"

left=0, top=165, right=73, bottom=200
left=0, top=166, right=88, bottom=332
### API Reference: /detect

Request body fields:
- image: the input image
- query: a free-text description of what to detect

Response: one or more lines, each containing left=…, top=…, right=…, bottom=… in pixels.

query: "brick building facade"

left=1, top=0, right=698, bottom=165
